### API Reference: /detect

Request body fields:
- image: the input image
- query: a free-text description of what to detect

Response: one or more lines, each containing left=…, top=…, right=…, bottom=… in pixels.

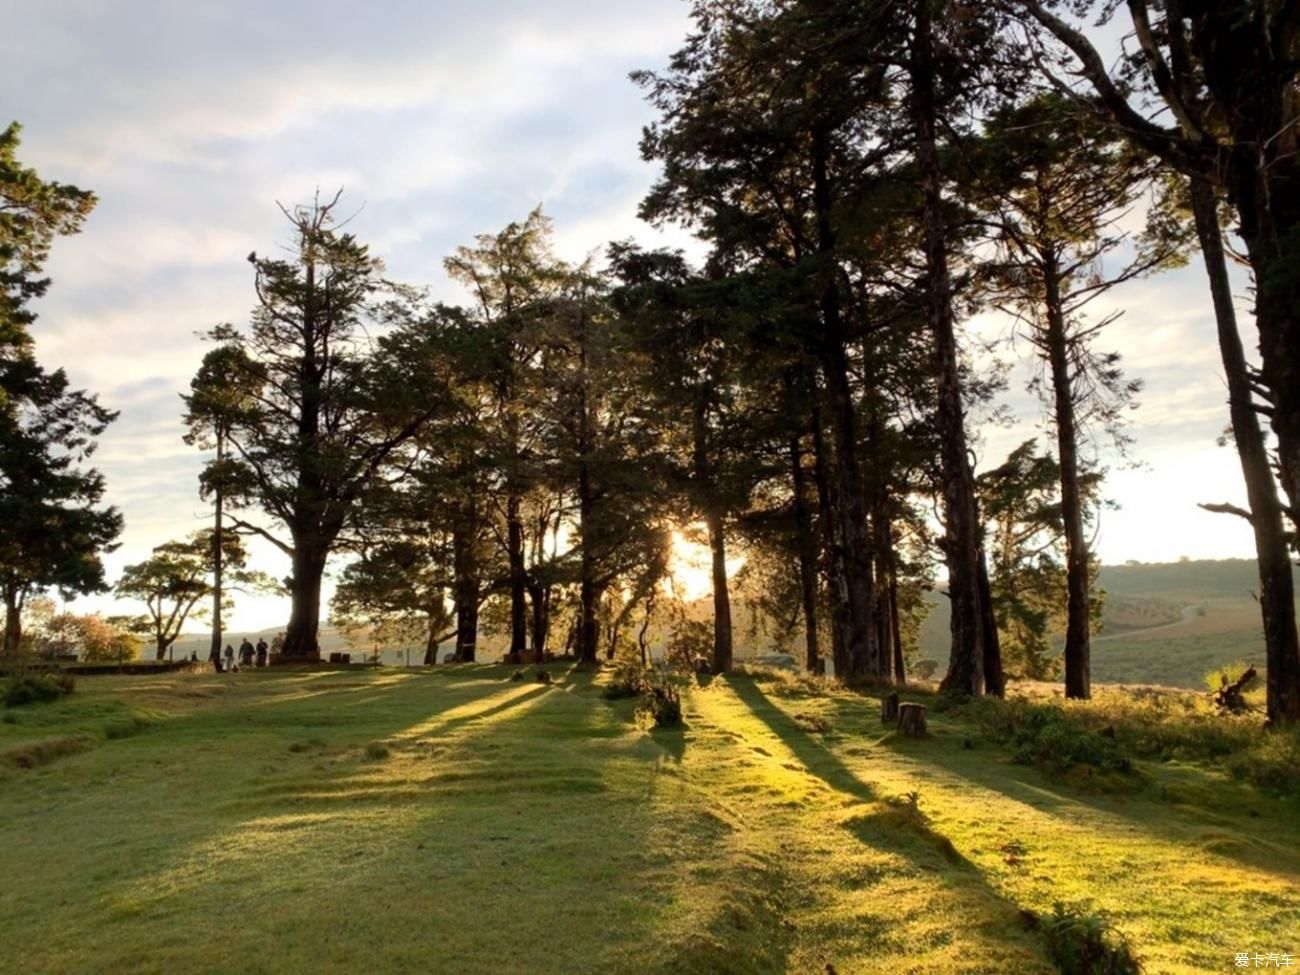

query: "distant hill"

left=919, top=558, right=1298, bottom=689
left=165, top=559, right=1290, bottom=689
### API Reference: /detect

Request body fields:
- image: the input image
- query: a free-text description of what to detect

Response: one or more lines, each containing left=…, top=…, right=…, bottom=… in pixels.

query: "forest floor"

left=1, top=665, right=1297, bottom=974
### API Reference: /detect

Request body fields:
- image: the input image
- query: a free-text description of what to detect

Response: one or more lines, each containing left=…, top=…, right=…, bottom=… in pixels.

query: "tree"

left=182, top=343, right=258, bottom=666
left=1, top=123, right=120, bottom=655
left=972, top=95, right=1178, bottom=697
left=116, top=531, right=276, bottom=660
left=1006, top=1, right=1300, bottom=722
left=211, top=192, right=443, bottom=659
left=0, top=122, right=96, bottom=379
left=979, top=441, right=1104, bottom=680
left=443, top=208, right=563, bottom=662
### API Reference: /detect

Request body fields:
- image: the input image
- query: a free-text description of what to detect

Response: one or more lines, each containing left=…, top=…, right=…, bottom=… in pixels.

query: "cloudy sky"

left=2, top=2, right=1263, bottom=632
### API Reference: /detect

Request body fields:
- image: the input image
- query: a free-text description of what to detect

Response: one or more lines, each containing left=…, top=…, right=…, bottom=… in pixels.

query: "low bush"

left=912, top=659, right=939, bottom=680
left=2, top=672, right=75, bottom=708
left=793, top=711, right=832, bottom=734
left=636, top=679, right=682, bottom=729
left=1039, top=903, right=1142, bottom=974
left=602, top=662, right=646, bottom=700
left=971, top=698, right=1134, bottom=778
left=960, top=687, right=1300, bottom=796
left=1203, top=660, right=1258, bottom=695
left=1, top=735, right=86, bottom=769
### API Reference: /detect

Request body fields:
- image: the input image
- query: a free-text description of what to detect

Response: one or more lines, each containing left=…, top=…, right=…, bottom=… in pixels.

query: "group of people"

left=208, top=637, right=270, bottom=673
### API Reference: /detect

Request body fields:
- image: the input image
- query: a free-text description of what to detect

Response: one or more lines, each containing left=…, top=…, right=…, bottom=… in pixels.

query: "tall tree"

left=1006, top=1, right=1300, bottom=721
left=182, top=343, right=257, bottom=665
left=1010, top=0, right=1300, bottom=554
left=213, top=192, right=440, bottom=659
left=444, top=208, right=561, bottom=662
left=0, top=122, right=120, bottom=655
left=972, top=95, right=1176, bottom=697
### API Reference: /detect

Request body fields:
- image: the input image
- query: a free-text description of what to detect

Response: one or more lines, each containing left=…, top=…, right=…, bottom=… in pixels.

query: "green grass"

left=2, top=667, right=1298, bottom=974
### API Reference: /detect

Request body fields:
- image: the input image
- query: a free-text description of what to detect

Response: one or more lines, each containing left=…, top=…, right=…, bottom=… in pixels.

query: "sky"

left=1, top=2, right=1267, bottom=632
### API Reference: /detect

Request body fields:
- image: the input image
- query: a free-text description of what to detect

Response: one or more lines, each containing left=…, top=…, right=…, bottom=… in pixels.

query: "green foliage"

left=1040, top=903, right=1142, bottom=975
left=116, top=531, right=275, bottom=659
left=601, top=661, right=647, bottom=700
left=635, top=677, right=682, bottom=729
left=972, top=698, right=1134, bottom=778
left=1203, top=660, right=1259, bottom=694
left=913, top=659, right=939, bottom=680
left=1, top=123, right=119, bottom=654
left=2, top=672, right=74, bottom=707
left=979, top=441, right=1104, bottom=680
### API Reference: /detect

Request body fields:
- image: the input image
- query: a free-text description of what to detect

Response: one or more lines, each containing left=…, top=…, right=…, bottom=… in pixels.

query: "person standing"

left=223, top=644, right=236, bottom=672
left=239, top=637, right=255, bottom=669
left=255, top=637, right=268, bottom=668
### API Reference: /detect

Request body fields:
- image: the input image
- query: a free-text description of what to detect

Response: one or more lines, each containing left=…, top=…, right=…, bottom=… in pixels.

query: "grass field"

left=2, top=666, right=1298, bottom=974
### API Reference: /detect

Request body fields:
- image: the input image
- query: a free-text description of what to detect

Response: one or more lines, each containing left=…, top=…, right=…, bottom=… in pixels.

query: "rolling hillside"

left=920, top=558, right=1298, bottom=688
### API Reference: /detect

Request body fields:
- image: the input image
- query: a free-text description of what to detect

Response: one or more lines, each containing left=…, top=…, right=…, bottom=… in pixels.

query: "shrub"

left=973, top=698, right=1133, bottom=778
left=602, top=662, right=646, bottom=700
left=364, top=741, right=391, bottom=761
left=1203, top=660, right=1258, bottom=695
left=913, top=659, right=939, bottom=680
left=1040, top=903, right=1142, bottom=974
left=2, top=672, right=75, bottom=708
left=636, top=680, right=682, bottom=729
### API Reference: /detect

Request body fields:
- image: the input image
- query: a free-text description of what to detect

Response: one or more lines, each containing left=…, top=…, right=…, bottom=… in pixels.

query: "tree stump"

left=898, top=703, right=928, bottom=736
left=881, top=693, right=900, bottom=724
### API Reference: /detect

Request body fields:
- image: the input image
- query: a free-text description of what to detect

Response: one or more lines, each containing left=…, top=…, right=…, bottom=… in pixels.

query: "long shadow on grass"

left=728, top=677, right=1053, bottom=970
left=124, top=670, right=793, bottom=974
left=837, top=694, right=1300, bottom=882
left=727, top=676, right=874, bottom=803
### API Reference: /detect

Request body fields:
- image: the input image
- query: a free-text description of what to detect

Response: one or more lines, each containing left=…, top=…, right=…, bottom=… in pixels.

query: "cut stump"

left=881, top=693, right=900, bottom=724
left=898, top=703, right=928, bottom=737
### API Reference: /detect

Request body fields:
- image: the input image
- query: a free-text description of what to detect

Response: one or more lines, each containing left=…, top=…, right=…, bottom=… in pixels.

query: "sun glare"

left=666, top=527, right=746, bottom=603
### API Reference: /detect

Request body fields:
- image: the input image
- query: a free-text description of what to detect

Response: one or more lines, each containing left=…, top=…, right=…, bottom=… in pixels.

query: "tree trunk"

left=692, top=392, right=733, bottom=673
left=912, top=3, right=989, bottom=697
left=811, top=123, right=880, bottom=683
left=452, top=514, right=479, bottom=662
left=810, top=394, right=849, bottom=679
left=898, top=702, right=928, bottom=736
left=425, top=615, right=442, bottom=666
left=2, top=583, right=21, bottom=656
left=977, top=547, right=1004, bottom=697
left=889, top=566, right=906, bottom=683
left=507, top=493, right=527, bottom=657
left=788, top=414, right=821, bottom=673
left=578, top=577, right=600, bottom=666
left=706, top=508, right=734, bottom=674
left=1191, top=176, right=1300, bottom=724
left=283, top=540, right=326, bottom=659
left=1228, top=146, right=1300, bottom=539
left=155, top=637, right=169, bottom=662
left=1040, top=253, right=1092, bottom=699
left=882, top=692, right=900, bottom=723
left=209, top=432, right=225, bottom=667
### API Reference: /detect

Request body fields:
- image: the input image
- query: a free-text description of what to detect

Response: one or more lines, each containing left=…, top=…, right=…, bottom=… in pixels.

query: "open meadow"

left=2, top=665, right=1297, bottom=974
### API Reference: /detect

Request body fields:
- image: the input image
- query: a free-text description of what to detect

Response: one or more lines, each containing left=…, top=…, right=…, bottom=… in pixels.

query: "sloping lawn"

left=1, top=667, right=1296, bottom=974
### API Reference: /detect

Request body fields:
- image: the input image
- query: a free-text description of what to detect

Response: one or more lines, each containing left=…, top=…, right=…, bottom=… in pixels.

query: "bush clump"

left=1040, top=903, right=1142, bottom=974
left=602, top=661, right=646, bottom=700
left=636, top=680, right=682, bottom=729
left=975, top=699, right=1133, bottom=778
left=2, top=672, right=75, bottom=708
